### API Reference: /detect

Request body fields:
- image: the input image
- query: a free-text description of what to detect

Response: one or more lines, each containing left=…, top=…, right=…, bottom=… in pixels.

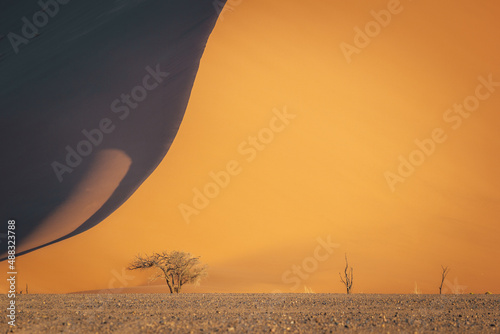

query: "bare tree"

left=339, top=253, right=353, bottom=294
left=128, top=250, right=207, bottom=293
left=439, top=265, right=450, bottom=294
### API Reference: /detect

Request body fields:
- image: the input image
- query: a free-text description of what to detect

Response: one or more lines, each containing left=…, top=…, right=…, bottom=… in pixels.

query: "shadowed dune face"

left=19, top=149, right=132, bottom=254
left=0, top=0, right=225, bottom=255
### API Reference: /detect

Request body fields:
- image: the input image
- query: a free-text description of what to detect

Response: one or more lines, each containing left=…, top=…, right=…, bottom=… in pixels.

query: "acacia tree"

left=439, top=265, right=450, bottom=295
left=128, top=250, right=207, bottom=293
left=339, top=254, right=353, bottom=294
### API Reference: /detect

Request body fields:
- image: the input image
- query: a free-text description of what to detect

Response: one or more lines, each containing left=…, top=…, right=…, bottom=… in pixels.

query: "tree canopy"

left=128, top=250, right=207, bottom=293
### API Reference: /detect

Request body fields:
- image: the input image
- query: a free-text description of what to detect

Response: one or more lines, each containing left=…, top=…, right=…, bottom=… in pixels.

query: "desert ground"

left=2, top=293, right=499, bottom=333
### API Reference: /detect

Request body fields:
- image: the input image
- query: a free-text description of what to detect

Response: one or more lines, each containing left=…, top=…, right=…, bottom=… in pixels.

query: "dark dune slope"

left=0, top=0, right=226, bottom=256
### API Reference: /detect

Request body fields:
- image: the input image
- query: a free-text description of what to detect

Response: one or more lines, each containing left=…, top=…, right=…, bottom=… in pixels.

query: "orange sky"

left=5, top=0, right=500, bottom=294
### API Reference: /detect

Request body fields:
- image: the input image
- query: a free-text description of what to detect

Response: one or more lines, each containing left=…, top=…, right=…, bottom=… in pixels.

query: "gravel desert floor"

left=2, top=293, right=499, bottom=333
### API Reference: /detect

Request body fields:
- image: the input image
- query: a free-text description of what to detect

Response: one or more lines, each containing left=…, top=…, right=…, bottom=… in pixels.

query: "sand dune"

left=0, top=0, right=225, bottom=256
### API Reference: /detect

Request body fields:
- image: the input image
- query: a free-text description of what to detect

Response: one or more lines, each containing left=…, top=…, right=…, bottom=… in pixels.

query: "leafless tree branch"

left=439, top=265, right=450, bottom=294
left=339, top=253, right=353, bottom=294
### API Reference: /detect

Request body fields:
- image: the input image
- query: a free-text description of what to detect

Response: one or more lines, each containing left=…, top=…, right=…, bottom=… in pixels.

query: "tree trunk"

left=171, top=273, right=178, bottom=293
left=177, top=273, right=183, bottom=293
left=165, top=279, right=173, bottom=294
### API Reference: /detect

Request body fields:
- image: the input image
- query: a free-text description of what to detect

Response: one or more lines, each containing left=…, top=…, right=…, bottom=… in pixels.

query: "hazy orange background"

left=5, top=0, right=500, bottom=294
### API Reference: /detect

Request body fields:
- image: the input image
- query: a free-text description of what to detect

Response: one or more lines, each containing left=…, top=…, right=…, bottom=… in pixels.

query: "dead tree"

left=439, top=265, right=450, bottom=294
left=128, top=250, right=207, bottom=293
left=339, top=254, right=353, bottom=294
